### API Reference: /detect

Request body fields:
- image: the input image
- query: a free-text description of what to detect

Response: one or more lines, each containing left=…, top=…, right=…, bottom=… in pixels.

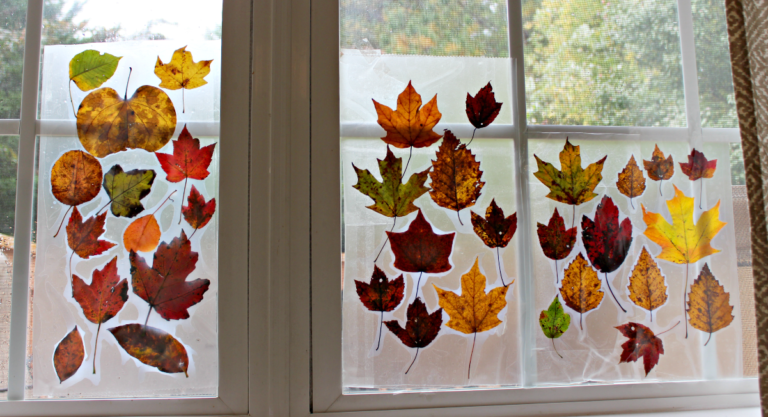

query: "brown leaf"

left=51, top=150, right=103, bottom=207
left=616, top=322, right=664, bottom=376
left=680, top=149, right=717, bottom=181
left=109, top=323, right=189, bottom=376
left=182, top=185, right=216, bottom=232
left=627, top=247, right=668, bottom=322
left=384, top=297, right=442, bottom=374
left=687, top=264, right=734, bottom=345
left=470, top=199, right=517, bottom=249
left=386, top=209, right=455, bottom=275
left=559, top=253, right=604, bottom=330
left=643, top=145, right=674, bottom=181
left=465, top=82, right=502, bottom=129
left=429, top=130, right=484, bottom=224
left=373, top=81, right=442, bottom=149
left=616, top=155, right=646, bottom=208
left=53, top=326, right=84, bottom=383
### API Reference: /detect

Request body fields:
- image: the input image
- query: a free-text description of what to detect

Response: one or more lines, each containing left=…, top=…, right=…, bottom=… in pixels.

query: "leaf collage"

left=51, top=47, right=217, bottom=383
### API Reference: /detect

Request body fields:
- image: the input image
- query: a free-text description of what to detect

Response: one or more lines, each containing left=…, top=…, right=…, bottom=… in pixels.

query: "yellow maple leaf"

left=641, top=185, right=726, bottom=265
left=687, top=263, right=734, bottom=345
left=433, top=258, right=509, bottom=379
left=627, top=247, right=668, bottom=322
left=559, top=253, right=604, bottom=330
left=533, top=138, right=607, bottom=207
left=372, top=81, right=443, bottom=149
left=154, top=46, right=213, bottom=113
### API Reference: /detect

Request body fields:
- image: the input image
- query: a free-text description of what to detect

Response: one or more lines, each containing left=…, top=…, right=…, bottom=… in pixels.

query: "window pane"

left=0, top=135, right=19, bottom=399
left=0, top=1, right=26, bottom=119
left=523, top=0, right=686, bottom=127
left=29, top=1, right=221, bottom=399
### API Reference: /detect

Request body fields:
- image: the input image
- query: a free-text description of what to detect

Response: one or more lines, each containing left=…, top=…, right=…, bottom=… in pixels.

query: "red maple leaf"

left=679, top=148, right=717, bottom=181
left=384, top=297, right=442, bottom=373
left=182, top=185, right=216, bottom=235
left=387, top=209, right=455, bottom=274
left=355, top=265, right=405, bottom=313
left=155, top=125, right=216, bottom=183
left=465, top=82, right=503, bottom=130
left=581, top=196, right=632, bottom=274
left=130, top=230, right=210, bottom=322
left=470, top=199, right=517, bottom=249
left=616, top=322, right=664, bottom=376
left=537, top=208, right=576, bottom=262
left=66, top=206, right=116, bottom=259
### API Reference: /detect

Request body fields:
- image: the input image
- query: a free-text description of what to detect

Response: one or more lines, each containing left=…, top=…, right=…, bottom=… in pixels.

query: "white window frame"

left=288, top=0, right=762, bottom=415
left=0, top=0, right=256, bottom=415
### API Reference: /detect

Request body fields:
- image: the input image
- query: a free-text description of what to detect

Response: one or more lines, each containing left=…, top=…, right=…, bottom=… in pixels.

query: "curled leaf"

left=687, top=264, right=734, bottom=345
left=51, top=150, right=103, bottom=207
left=372, top=81, right=443, bottom=149
left=102, top=165, right=156, bottom=218
left=109, top=323, right=189, bottom=376
left=53, top=326, right=84, bottom=383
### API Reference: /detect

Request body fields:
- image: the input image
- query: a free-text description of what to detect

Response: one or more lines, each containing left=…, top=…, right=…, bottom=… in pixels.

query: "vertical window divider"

left=7, top=0, right=44, bottom=401
left=507, top=0, right=537, bottom=388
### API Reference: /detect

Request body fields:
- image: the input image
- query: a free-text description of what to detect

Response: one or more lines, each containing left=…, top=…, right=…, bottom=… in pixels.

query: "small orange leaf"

left=372, top=81, right=443, bottom=149
left=124, top=215, right=161, bottom=252
left=559, top=253, right=604, bottom=330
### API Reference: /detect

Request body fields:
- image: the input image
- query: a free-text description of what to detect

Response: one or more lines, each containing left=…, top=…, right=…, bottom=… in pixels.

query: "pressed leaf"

left=641, top=185, right=726, bottom=264
left=616, top=155, right=646, bottom=206
left=155, top=125, right=216, bottom=183
left=539, top=296, right=570, bottom=358
left=77, top=85, right=177, bottom=157
left=123, top=215, right=162, bottom=253
left=69, top=50, right=122, bottom=91
left=51, top=150, right=103, bottom=207
left=372, top=81, right=443, bottom=149
left=182, top=185, right=216, bottom=232
left=559, top=253, right=604, bottom=330
left=53, top=326, right=84, bottom=383
left=470, top=199, right=517, bottom=248
left=66, top=206, right=115, bottom=259
left=680, top=149, right=717, bottom=181
left=355, top=265, right=405, bottom=313
left=130, top=230, right=210, bottom=321
left=582, top=196, right=633, bottom=274
left=616, top=322, right=664, bottom=376
left=429, top=130, right=484, bottom=222
left=155, top=46, right=213, bottom=90
left=109, top=323, right=189, bottom=376
left=643, top=145, right=674, bottom=181
left=384, top=297, right=442, bottom=374
left=627, top=247, right=668, bottom=322
left=533, top=138, right=607, bottom=206
left=465, top=82, right=503, bottom=129
left=537, top=208, right=576, bottom=262
left=102, top=164, right=156, bottom=218
left=352, top=145, right=430, bottom=218
left=386, top=209, right=455, bottom=274
left=687, top=264, right=734, bottom=345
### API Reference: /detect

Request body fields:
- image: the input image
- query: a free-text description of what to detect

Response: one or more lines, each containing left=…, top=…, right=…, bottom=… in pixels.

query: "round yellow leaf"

left=51, top=150, right=103, bottom=206
left=123, top=215, right=161, bottom=253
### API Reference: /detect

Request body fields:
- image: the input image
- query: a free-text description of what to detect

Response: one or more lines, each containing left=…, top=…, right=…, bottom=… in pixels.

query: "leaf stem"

left=189, top=228, right=199, bottom=239
left=555, top=259, right=559, bottom=283
left=496, top=247, right=507, bottom=287
left=684, top=263, right=689, bottom=338
left=97, top=199, right=114, bottom=216
left=183, top=88, right=186, bottom=114
left=414, top=272, right=423, bottom=301
left=92, top=323, right=101, bottom=374
left=69, top=252, right=74, bottom=286
left=699, top=179, right=703, bottom=210
left=53, top=206, right=73, bottom=238
left=144, top=308, right=152, bottom=327
left=374, top=217, right=397, bottom=263
left=401, top=146, right=413, bottom=183
left=552, top=337, right=563, bottom=359
left=660, top=180, right=663, bottom=196
left=605, top=272, right=627, bottom=312
left=580, top=312, right=583, bottom=331
left=124, top=67, right=133, bottom=100
left=656, top=320, right=681, bottom=337
left=179, top=177, right=188, bottom=224
left=376, top=311, right=384, bottom=351
left=467, top=128, right=477, bottom=147
left=705, top=332, right=712, bottom=346
left=69, top=80, right=77, bottom=117
left=468, top=332, right=477, bottom=380
left=630, top=197, right=635, bottom=210
left=405, top=348, right=419, bottom=374
left=152, top=190, right=177, bottom=216
left=572, top=205, right=576, bottom=229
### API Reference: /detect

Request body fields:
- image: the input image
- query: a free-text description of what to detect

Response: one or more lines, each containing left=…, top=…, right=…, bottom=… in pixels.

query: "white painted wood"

left=0, top=120, right=19, bottom=136
left=34, top=120, right=220, bottom=137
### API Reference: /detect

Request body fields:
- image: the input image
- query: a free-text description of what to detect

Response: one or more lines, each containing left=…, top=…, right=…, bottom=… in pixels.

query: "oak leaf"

left=154, top=46, right=213, bottom=113
left=69, top=50, right=122, bottom=91
left=109, top=323, right=189, bottom=376
left=77, top=85, right=177, bottom=157
left=559, top=253, right=604, bottom=330
left=102, top=164, right=156, bottom=218
left=372, top=81, right=443, bottom=149
left=433, top=258, right=509, bottom=378
left=384, top=297, right=442, bottom=374
left=429, top=130, right=484, bottom=224
left=387, top=209, right=455, bottom=275
left=537, top=208, right=577, bottom=282
left=356, top=265, right=405, bottom=350
left=616, top=322, right=664, bottom=376
left=51, top=150, right=103, bottom=207
left=687, top=264, right=734, bottom=345
left=470, top=199, right=517, bottom=249
left=616, top=155, right=646, bottom=208
left=643, top=145, right=674, bottom=197
left=539, top=296, right=570, bottom=358
left=465, top=82, right=502, bottom=130
left=66, top=206, right=115, bottom=260
left=54, top=326, right=85, bottom=383
left=182, top=185, right=216, bottom=234
left=72, top=257, right=128, bottom=374
left=627, top=247, right=668, bottom=322
left=130, top=231, right=210, bottom=321
left=352, top=145, right=430, bottom=218
left=533, top=138, right=607, bottom=207
left=680, top=148, right=717, bottom=181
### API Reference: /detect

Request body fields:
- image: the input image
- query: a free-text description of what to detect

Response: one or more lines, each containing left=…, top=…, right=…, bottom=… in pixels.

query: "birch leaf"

left=616, top=155, right=646, bottom=207
left=559, top=253, right=604, bottom=330
left=687, top=264, right=734, bottom=345
left=627, top=247, right=668, bottom=322
left=429, top=130, right=484, bottom=223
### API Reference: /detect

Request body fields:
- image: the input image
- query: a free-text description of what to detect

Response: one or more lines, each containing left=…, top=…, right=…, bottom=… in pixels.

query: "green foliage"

left=0, top=136, right=18, bottom=236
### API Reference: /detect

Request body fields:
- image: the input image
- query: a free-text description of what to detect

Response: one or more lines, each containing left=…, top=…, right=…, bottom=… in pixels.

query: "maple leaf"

left=433, top=258, right=509, bottom=379
left=386, top=209, right=455, bottom=298
left=182, top=185, right=216, bottom=236
left=643, top=144, right=674, bottom=196
left=537, top=208, right=577, bottom=282
left=687, top=264, right=734, bottom=345
left=429, top=130, right=485, bottom=224
left=130, top=230, right=210, bottom=322
left=72, top=257, right=128, bottom=374
left=465, top=82, right=503, bottom=138
left=627, top=247, right=668, bottom=322
left=66, top=206, right=115, bottom=261
left=471, top=199, right=517, bottom=286
left=110, top=323, right=189, bottom=376
left=539, top=296, right=570, bottom=358
left=102, top=165, right=156, bottom=218
left=616, top=155, right=646, bottom=208
left=77, top=85, right=177, bottom=157
left=384, top=297, right=442, bottom=374
left=581, top=195, right=631, bottom=312
left=680, top=149, right=717, bottom=209
left=533, top=139, right=608, bottom=219
left=356, top=265, right=405, bottom=350
left=559, top=253, right=604, bottom=330
left=53, top=326, right=84, bottom=383
left=352, top=145, right=430, bottom=218
left=616, top=322, right=664, bottom=376
left=124, top=191, right=177, bottom=253
left=50, top=150, right=103, bottom=237
left=154, top=46, right=213, bottom=113
left=373, top=81, right=443, bottom=149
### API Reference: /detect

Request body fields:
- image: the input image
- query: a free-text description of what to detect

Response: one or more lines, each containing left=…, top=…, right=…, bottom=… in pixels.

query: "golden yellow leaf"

left=627, top=247, right=668, bottom=322
left=155, top=46, right=213, bottom=91
left=77, top=86, right=177, bottom=157
left=559, top=253, right=604, bottom=330
left=641, top=185, right=726, bottom=264
left=616, top=155, right=646, bottom=208
left=687, top=263, right=734, bottom=345
left=51, top=150, right=103, bottom=207
left=373, top=81, right=443, bottom=149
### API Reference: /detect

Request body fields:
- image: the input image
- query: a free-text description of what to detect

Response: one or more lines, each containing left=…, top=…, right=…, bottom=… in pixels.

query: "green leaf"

left=539, top=296, right=571, bottom=339
left=69, top=50, right=122, bottom=91
left=102, top=165, right=156, bottom=218
left=352, top=145, right=430, bottom=218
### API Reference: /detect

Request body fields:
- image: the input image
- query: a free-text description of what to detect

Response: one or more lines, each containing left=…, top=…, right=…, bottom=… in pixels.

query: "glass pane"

left=29, top=1, right=221, bottom=399
left=0, top=135, right=19, bottom=399
left=523, top=0, right=686, bottom=127
left=691, top=0, right=738, bottom=128
left=0, top=0, right=26, bottom=119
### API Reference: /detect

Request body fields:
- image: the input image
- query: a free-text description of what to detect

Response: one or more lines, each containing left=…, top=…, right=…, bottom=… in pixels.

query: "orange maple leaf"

left=372, top=81, right=443, bottom=149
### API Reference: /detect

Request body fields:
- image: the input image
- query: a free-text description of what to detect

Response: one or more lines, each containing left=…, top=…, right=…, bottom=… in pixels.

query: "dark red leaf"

left=53, top=326, right=84, bottom=383
left=355, top=265, right=405, bottom=312
left=616, top=322, right=664, bottom=376
left=66, top=207, right=116, bottom=259
left=130, top=231, right=210, bottom=321
left=679, top=149, right=717, bottom=181
left=387, top=209, right=455, bottom=273
left=109, top=323, right=189, bottom=376
left=72, top=256, right=128, bottom=324
left=470, top=199, right=517, bottom=248
left=155, top=125, right=216, bottom=183
left=182, top=185, right=216, bottom=231
left=384, top=297, right=442, bottom=348
left=581, top=196, right=632, bottom=273
left=537, top=208, right=576, bottom=261
left=465, top=82, right=503, bottom=129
